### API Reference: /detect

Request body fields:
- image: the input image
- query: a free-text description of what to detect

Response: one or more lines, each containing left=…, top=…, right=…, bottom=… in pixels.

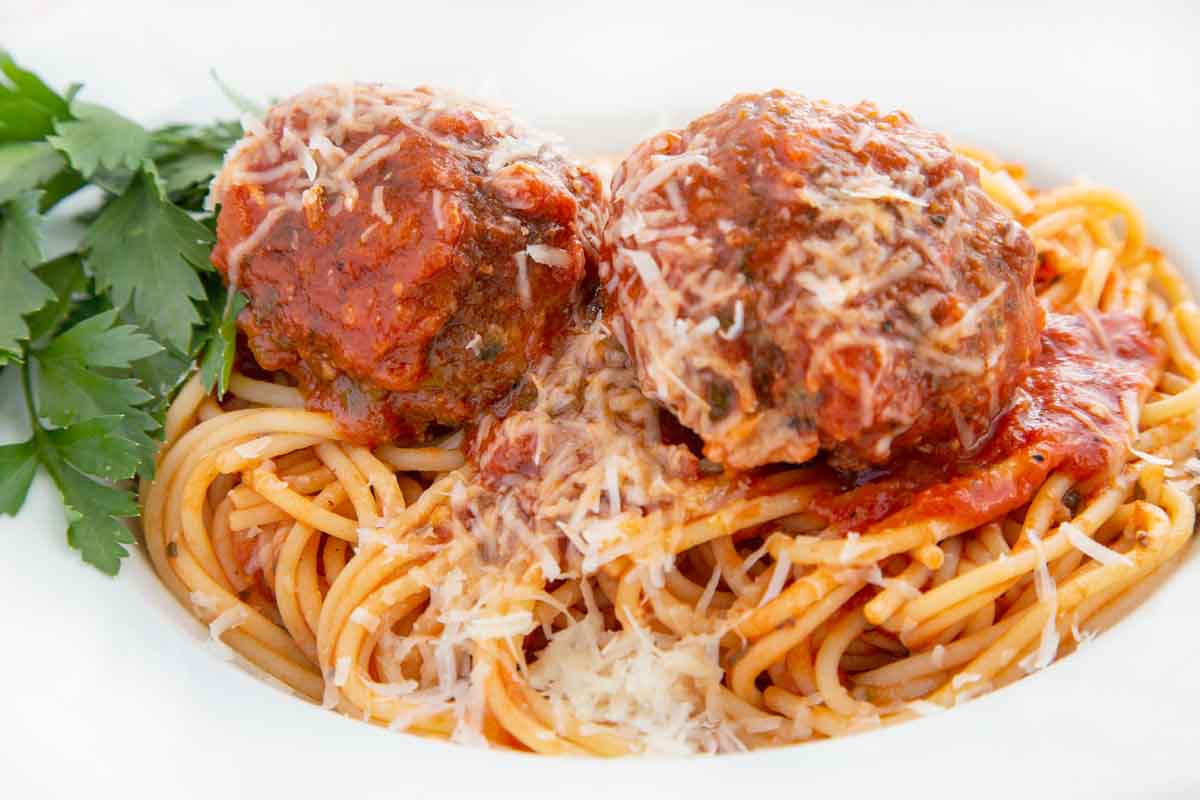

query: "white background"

left=1, top=2, right=1198, bottom=798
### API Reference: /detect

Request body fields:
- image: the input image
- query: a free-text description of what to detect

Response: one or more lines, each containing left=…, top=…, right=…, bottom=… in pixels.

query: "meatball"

left=603, top=90, right=1041, bottom=470
left=211, top=84, right=603, bottom=443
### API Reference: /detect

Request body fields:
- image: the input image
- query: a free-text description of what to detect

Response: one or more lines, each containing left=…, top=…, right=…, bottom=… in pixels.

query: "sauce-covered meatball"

left=603, top=90, right=1041, bottom=470
left=211, top=84, right=603, bottom=443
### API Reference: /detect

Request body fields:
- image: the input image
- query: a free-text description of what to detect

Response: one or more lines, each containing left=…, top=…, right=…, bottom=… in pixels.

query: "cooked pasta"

left=142, top=153, right=1199, bottom=754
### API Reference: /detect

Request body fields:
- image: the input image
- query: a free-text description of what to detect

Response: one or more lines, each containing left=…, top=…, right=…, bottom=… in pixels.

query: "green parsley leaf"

left=40, top=306, right=162, bottom=368
left=0, top=52, right=70, bottom=120
left=35, top=338, right=153, bottom=426
left=48, top=101, right=150, bottom=192
left=0, top=55, right=240, bottom=575
left=8, top=417, right=140, bottom=574
left=0, top=53, right=70, bottom=144
left=0, top=190, right=53, bottom=363
left=24, top=253, right=89, bottom=344
left=0, top=438, right=38, bottom=515
left=45, top=416, right=141, bottom=481
left=34, top=308, right=163, bottom=474
left=0, top=55, right=74, bottom=202
left=158, top=149, right=223, bottom=194
left=42, top=442, right=137, bottom=575
left=150, top=120, right=240, bottom=210
left=83, top=167, right=214, bottom=351
left=36, top=166, right=86, bottom=211
left=0, top=141, right=65, bottom=205
left=198, top=275, right=246, bottom=398
left=128, top=345, right=192, bottom=424
left=0, top=95, right=59, bottom=142
left=151, top=120, right=242, bottom=153
left=51, top=288, right=111, bottom=338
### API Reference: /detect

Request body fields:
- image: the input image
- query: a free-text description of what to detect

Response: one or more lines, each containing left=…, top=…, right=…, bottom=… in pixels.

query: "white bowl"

left=2, top=2, right=1197, bottom=797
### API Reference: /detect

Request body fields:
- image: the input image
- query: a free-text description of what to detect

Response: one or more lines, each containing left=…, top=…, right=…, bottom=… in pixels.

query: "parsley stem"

left=19, top=356, right=45, bottom=435
left=20, top=353, right=69, bottom=505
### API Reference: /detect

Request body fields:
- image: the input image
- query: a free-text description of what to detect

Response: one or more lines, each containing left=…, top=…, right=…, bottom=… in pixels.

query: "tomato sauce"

left=810, top=312, right=1162, bottom=533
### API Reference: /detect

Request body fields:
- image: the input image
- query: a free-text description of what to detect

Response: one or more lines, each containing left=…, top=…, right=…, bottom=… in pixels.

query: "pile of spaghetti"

left=143, top=149, right=1199, bottom=754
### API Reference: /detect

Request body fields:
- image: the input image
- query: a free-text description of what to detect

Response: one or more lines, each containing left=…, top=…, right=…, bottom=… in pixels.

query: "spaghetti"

left=142, top=153, right=1199, bottom=755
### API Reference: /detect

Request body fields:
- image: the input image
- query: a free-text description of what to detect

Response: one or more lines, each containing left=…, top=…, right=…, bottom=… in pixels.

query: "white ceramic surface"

left=2, top=2, right=1197, bottom=798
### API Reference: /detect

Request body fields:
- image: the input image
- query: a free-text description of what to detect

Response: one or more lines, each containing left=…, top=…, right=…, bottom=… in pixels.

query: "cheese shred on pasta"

left=142, top=152, right=1199, bottom=756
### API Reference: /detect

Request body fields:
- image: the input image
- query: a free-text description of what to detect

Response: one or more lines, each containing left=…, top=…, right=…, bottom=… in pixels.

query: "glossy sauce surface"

left=213, top=86, right=602, bottom=443
left=605, top=90, right=1042, bottom=470
left=811, top=312, right=1162, bottom=533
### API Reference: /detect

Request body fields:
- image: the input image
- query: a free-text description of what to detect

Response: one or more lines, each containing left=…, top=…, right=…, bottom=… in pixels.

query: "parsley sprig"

left=0, top=54, right=246, bottom=574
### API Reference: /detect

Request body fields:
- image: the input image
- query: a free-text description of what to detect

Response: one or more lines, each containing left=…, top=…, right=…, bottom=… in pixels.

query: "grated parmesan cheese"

left=759, top=553, right=792, bottom=607
left=718, top=300, right=744, bottom=340
left=526, top=244, right=571, bottom=268
left=514, top=251, right=531, bottom=308
left=906, top=700, right=946, bottom=717
left=696, top=566, right=722, bottom=615
left=950, top=671, right=982, bottom=690
left=1020, top=531, right=1060, bottom=673
left=233, top=436, right=271, bottom=459
left=931, top=644, right=946, bottom=669
left=333, top=655, right=352, bottom=687
left=528, top=614, right=733, bottom=755
left=1062, top=521, right=1133, bottom=567
left=460, top=611, right=535, bottom=640
left=205, top=604, right=249, bottom=662
left=350, top=607, right=381, bottom=633
left=370, top=185, right=393, bottom=225
left=839, top=532, right=864, bottom=564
